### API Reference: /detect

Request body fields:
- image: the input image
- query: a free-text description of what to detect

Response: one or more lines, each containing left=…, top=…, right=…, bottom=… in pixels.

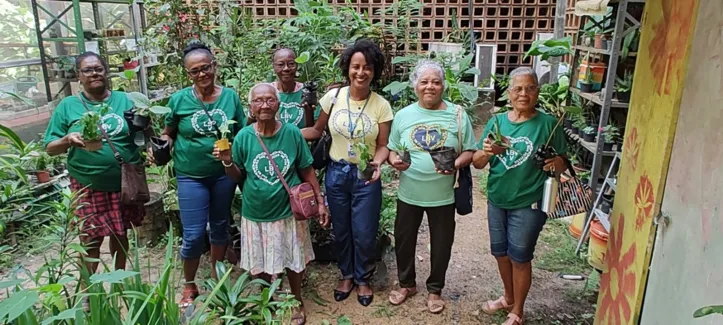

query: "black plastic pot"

left=563, top=119, right=573, bottom=129
left=571, top=126, right=580, bottom=135
left=150, top=136, right=171, bottom=166
left=312, top=242, right=336, bottom=262
left=617, top=91, right=631, bottom=103
left=617, top=142, right=623, bottom=152
left=583, top=133, right=596, bottom=143
left=429, top=146, right=457, bottom=171
left=580, top=83, right=594, bottom=93
left=603, top=142, right=614, bottom=151
left=399, top=151, right=411, bottom=165
left=533, top=145, right=557, bottom=171
left=132, top=114, right=151, bottom=130
left=302, top=81, right=319, bottom=108
left=357, top=162, right=375, bottom=181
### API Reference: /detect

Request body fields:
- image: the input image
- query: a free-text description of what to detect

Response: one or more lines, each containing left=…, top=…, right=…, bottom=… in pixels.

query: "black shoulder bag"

left=454, top=105, right=474, bottom=215
left=311, top=86, right=343, bottom=170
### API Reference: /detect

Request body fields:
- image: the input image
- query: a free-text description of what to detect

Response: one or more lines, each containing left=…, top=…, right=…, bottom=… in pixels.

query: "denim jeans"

left=487, top=200, right=548, bottom=263
left=177, top=174, right=236, bottom=260
left=325, top=160, right=382, bottom=286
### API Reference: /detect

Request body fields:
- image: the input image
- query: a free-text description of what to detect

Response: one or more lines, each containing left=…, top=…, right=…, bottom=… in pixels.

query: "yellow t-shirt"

left=320, top=86, right=394, bottom=164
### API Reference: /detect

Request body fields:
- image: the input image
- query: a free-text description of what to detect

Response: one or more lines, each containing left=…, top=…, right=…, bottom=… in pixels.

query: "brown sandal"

left=389, top=287, right=418, bottom=305
left=291, top=308, right=306, bottom=325
left=179, top=286, right=199, bottom=308
left=427, top=298, right=445, bottom=314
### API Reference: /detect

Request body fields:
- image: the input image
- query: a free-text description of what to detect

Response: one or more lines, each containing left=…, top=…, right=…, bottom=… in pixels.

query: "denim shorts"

left=487, top=200, right=547, bottom=263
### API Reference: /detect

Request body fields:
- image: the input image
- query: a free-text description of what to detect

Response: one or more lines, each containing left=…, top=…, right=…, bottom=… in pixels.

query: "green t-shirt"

left=165, top=87, right=246, bottom=178
left=479, top=111, right=568, bottom=209
left=252, top=84, right=321, bottom=128
left=232, top=123, right=314, bottom=222
left=43, top=91, right=141, bottom=192
left=387, top=101, right=477, bottom=207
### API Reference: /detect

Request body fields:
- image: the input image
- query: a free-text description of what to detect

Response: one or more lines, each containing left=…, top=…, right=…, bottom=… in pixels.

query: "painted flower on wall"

left=648, top=0, right=697, bottom=95
left=635, top=174, right=655, bottom=231
left=598, top=214, right=638, bottom=325
left=624, top=127, right=640, bottom=172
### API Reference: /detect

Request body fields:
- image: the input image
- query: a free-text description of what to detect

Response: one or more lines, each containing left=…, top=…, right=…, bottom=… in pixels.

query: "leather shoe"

left=333, top=283, right=356, bottom=302
left=357, top=294, right=373, bottom=306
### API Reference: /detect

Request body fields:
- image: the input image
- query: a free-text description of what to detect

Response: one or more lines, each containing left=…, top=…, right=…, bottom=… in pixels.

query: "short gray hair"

left=409, top=59, right=446, bottom=89
left=508, top=67, right=539, bottom=88
left=247, top=82, right=280, bottom=104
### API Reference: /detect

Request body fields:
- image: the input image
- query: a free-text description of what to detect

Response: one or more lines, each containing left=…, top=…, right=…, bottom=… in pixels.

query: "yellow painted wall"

left=593, top=1, right=700, bottom=324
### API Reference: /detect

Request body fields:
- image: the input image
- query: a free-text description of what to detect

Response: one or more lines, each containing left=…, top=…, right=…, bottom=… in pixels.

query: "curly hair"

left=339, top=39, right=385, bottom=85
left=182, top=40, right=213, bottom=65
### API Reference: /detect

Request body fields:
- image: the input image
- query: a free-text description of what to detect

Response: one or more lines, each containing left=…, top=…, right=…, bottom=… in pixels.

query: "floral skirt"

left=70, top=178, right=145, bottom=238
left=237, top=217, right=314, bottom=275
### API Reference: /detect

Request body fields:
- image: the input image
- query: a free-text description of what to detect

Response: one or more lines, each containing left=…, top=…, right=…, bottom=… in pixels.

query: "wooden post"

left=549, top=0, right=567, bottom=84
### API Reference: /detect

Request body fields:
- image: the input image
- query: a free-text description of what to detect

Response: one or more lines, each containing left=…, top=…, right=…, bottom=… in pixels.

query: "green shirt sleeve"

left=387, top=116, right=401, bottom=152
left=295, top=127, right=314, bottom=169
left=43, top=102, right=68, bottom=146
left=231, top=130, right=245, bottom=171
left=164, top=94, right=180, bottom=128
left=461, top=111, right=477, bottom=151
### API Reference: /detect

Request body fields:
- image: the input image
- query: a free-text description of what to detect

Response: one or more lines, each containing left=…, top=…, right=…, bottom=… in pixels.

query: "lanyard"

left=346, top=89, right=371, bottom=140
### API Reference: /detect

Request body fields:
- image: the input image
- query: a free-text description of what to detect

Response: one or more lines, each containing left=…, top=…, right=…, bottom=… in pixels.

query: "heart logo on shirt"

left=279, top=102, right=304, bottom=125
left=497, top=136, right=534, bottom=170
left=410, top=124, right=448, bottom=151
left=252, top=151, right=291, bottom=186
left=331, top=109, right=372, bottom=139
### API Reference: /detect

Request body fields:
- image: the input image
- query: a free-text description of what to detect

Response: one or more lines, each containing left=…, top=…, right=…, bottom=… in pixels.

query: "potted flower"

left=602, top=124, right=620, bottom=151
left=579, top=67, right=594, bottom=93
left=396, top=143, right=411, bottom=165
left=215, top=120, right=237, bottom=152
left=353, top=141, right=375, bottom=181
left=33, top=153, right=51, bottom=183
left=126, top=92, right=172, bottom=131
left=122, top=55, right=139, bottom=70
left=582, top=126, right=597, bottom=142
left=615, top=71, right=633, bottom=103
left=79, top=104, right=109, bottom=151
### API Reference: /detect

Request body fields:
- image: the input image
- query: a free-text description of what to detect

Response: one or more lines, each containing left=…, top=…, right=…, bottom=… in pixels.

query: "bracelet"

left=222, top=160, right=234, bottom=168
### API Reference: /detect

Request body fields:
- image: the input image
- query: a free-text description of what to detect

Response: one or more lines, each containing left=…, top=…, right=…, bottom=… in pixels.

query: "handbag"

left=310, top=86, right=343, bottom=170
left=546, top=159, right=594, bottom=219
left=77, top=94, right=150, bottom=205
left=453, top=105, right=474, bottom=215
left=254, top=129, right=319, bottom=221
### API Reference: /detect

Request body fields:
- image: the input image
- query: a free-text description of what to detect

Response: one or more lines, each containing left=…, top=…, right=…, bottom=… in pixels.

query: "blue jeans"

left=177, top=174, right=236, bottom=260
left=325, top=161, right=382, bottom=285
left=487, top=200, right=547, bottom=263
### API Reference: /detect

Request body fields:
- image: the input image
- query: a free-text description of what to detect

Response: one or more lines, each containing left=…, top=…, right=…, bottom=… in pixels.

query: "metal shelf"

left=570, top=87, right=630, bottom=108
left=593, top=208, right=611, bottom=232
left=605, top=177, right=617, bottom=191
left=574, top=45, right=612, bottom=56
left=565, top=128, right=617, bottom=157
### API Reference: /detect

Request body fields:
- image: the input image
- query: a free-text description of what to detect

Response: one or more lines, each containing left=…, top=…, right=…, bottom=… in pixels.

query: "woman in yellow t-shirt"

left=302, top=39, right=393, bottom=307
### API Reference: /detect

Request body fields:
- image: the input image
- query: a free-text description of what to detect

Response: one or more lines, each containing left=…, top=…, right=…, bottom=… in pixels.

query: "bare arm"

left=472, top=150, right=492, bottom=169
left=303, top=103, right=316, bottom=128
left=374, top=121, right=391, bottom=166
left=224, top=163, right=245, bottom=184
left=301, top=110, right=328, bottom=141
left=455, top=151, right=474, bottom=169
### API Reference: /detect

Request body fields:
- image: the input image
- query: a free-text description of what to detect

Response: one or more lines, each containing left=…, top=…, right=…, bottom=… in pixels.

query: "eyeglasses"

left=274, top=62, right=297, bottom=69
left=509, top=85, right=540, bottom=95
left=186, top=61, right=215, bottom=77
left=251, top=98, right=278, bottom=107
left=79, top=67, right=106, bottom=76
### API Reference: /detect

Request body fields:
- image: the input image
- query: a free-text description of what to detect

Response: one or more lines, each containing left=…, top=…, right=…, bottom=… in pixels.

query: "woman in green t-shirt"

left=44, top=52, right=146, bottom=276
left=269, top=48, right=318, bottom=128
left=214, top=83, right=328, bottom=325
left=150, top=42, right=245, bottom=307
left=472, top=67, right=568, bottom=325
left=386, top=60, right=476, bottom=314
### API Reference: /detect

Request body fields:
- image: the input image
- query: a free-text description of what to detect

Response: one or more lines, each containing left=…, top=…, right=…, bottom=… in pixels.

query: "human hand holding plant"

left=65, top=132, right=85, bottom=148
left=212, top=142, right=232, bottom=164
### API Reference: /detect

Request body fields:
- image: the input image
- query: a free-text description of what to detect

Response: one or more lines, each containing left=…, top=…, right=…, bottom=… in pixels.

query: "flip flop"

left=501, top=313, right=523, bottom=325
left=427, top=298, right=445, bottom=314
left=388, top=287, right=417, bottom=305
left=481, top=296, right=514, bottom=315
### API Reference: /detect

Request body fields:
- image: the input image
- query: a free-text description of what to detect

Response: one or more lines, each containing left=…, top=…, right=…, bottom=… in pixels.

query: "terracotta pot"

left=35, top=170, right=51, bottom=183
left=594, top=34, right=603, bottom=49
left=83, top=139, right=103, bottom=151
left=215, top=139, right=230, bottom=152
left=588, top=219, right=609, bottom=272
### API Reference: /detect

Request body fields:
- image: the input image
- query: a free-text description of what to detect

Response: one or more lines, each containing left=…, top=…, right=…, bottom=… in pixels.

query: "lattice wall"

left=232, top=0, right=562, bottom=75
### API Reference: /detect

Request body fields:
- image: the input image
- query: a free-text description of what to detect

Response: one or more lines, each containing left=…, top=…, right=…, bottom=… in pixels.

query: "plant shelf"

left=570, top=87, right=629, bottom=108
left=564, top=128, right=617, bottom=157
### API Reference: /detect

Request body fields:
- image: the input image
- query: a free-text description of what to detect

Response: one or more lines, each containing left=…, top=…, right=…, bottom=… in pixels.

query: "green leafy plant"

left=615, top=71, right=633, bottom=93
left=573, top=115, right=587, bottom=129
left=602, top=125, right=620, bottom=143
left=582, top=126, right=596, bottom=135
left=621, top=26, right=640, bottom=60
left=127, top=91, right=172, bottom=116
left=353, top=141, right=373, bottom=172
left=694, top=305, right=723, bottom=319
left=218, top=120, right=237, bottom=140
left=523, top=36, right=573, bottom=61
left=79, top=112, right=103, bottom=141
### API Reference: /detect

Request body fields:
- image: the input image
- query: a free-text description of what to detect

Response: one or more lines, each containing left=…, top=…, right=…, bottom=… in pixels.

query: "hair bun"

left=182, top=40, right=211, bottom=57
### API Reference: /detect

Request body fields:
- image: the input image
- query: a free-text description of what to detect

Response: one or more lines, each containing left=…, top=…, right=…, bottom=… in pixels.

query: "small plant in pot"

left=79, top=104, right=109, bottom=151
left=33, top=153, right=51, bottom=183
left=582, top=126, right=597, bottom=142
left=215, top=120, right=237, bottom=152
left=486, top=115, right=517, bottom=155
left=396, top=143, right=411, bottom=165
left=579, top=66, right=595, bottom=93
left=615, top=71, right=633, bottom=103
left=533, top=105, right=582, bottom=168
left=602, top=124, right=620, bottom=151
left=353, top=141, right=376, bottom=180
left=126, top=92, right=172, bottom=131
left=572, top=115, right=586, bottom=135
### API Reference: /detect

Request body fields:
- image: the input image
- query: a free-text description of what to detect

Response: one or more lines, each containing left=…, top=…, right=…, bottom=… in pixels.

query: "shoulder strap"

left=76, top=93, right=124, bottom=164
left=192, top=87, right=223, bottom=138
left=327, top=86, right=343, bottom=115
left=454, top=105, right=464, bottom=188
left=253, top=124, right=292, bottom=195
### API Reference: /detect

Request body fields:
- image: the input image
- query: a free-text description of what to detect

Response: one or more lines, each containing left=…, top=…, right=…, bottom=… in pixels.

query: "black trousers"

left=394, top=200, right=456, bottom=294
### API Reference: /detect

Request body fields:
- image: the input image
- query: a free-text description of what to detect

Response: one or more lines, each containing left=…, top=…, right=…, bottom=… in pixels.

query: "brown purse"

left=77, top=93, right=151, bottom=205
left=254, top=128, right=319, bottom=221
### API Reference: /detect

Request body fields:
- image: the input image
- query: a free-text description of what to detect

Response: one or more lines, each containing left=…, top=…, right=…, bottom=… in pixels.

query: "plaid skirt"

left=70, top=178, right=145, bottom=238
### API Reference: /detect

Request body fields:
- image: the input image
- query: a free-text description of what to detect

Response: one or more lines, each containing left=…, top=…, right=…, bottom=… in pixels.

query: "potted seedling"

left=615, top=71, right=633, bottom=103
left=594, top=28, right=604, bottom=49
left=294, top=51, right=319, bottom=110
left=33, top=153, right=51, bottom=183
left=486, top=115, right=516, bottom=155
left=583, top=29, right=595, bottom=47
left=602, top=124, right=620, bottom=151
left=396, top=143, right=411, bottom=165
left=215, top=120, right=237, bottom=152
left=572, top=115, right=586, bottom=135
left=126, top=92, right=172, bottom=131
left=579, top=66, right=594, bottom=93
left=79, top=104, right=109, bottom=151
left=582, top=126, right=597, bottom=142
left=353, top=141, right=375, bottom=181
left=533, top=105, right=582, bottom=169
